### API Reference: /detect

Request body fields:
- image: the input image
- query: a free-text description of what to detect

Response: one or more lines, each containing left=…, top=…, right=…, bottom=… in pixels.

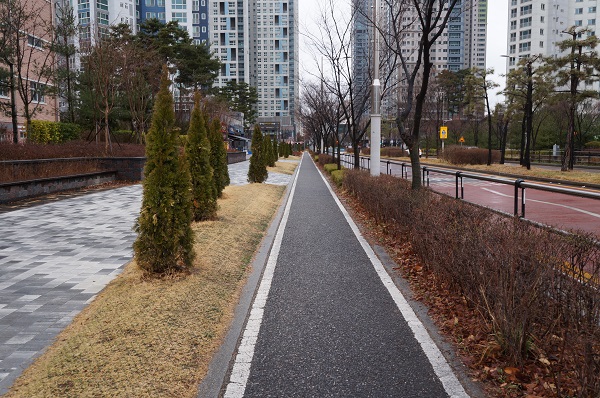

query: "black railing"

left=340, top=154, right=600, bottom=219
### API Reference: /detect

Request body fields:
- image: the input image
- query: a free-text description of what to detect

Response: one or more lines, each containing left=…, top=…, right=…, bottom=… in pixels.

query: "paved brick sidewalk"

left=0, top=159, right=294, bottom=394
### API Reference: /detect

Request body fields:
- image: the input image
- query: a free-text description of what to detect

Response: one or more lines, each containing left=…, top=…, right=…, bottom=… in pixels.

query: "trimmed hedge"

left=27, top=121, right=81, bottom=144
left=440, top=145, right=500, bottom=165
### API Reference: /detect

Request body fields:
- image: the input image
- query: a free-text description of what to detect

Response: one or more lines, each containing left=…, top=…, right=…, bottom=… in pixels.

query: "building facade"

left=506, top=0, right=569, bottom=73
left=0, top=0, right=59, bottom=141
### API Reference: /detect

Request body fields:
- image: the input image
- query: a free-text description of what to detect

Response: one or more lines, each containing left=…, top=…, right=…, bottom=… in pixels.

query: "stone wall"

left=0, top=171, right=117, bottom=204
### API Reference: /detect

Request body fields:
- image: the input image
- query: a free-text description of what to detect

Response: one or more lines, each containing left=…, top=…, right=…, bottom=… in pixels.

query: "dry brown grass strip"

left=6, top=182, right=288, bottom=398
left=268, top=159, right=299, bottom=175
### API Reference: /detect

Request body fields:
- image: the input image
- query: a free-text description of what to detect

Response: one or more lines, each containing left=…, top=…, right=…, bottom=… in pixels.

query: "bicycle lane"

left=223, top=153, right=471, bottom=397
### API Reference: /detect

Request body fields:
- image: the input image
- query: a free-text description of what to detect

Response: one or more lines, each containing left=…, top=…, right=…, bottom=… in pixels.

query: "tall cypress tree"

left=272, top=139, right=279, bottom=163
left=185, top=91, right=217, bottom=221
left=209, top=118, right=230, bottom=197
left=248, top=125, right=268, bottom=183
left=134, top=66, right=195, bottom=274
left=264, top=135, right=275, bottom=167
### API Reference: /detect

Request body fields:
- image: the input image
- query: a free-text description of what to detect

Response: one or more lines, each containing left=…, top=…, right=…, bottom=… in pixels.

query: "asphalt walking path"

left=214, top=153, right=474, bottom=397
left=0, top=159, right=292, bottom=395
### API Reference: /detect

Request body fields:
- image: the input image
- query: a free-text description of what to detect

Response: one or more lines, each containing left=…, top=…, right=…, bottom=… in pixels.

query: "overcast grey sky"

left=298, top=0, right=509, bottom=106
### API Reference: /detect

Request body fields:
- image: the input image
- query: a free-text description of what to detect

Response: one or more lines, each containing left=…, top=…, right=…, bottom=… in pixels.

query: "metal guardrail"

left=339, top=154, right=600, bottom=219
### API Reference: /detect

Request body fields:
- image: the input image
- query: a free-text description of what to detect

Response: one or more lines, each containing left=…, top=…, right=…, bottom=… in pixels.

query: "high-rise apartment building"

left=505, top=0, right=569, bottom=73
left=70, top=0, right=298, bottom=137
left=352, top=0, right=488, bottom=119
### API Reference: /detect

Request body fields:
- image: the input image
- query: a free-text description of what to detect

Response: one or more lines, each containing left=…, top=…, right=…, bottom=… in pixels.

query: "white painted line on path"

left=223, top=155, right=303, bottom=398
left=316, top=166, right=470, bottom=398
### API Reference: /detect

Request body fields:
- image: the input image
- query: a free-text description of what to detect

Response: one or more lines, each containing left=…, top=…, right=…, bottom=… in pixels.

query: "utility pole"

left=370, top=0, right=381, bottom=176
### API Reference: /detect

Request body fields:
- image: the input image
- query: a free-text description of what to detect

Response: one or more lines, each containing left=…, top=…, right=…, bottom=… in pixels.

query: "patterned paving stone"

left=0, top=159, right=296, bottom=393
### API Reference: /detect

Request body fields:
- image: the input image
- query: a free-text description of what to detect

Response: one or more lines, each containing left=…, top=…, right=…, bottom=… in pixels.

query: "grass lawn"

left=5, top=163, right=297, bottom=397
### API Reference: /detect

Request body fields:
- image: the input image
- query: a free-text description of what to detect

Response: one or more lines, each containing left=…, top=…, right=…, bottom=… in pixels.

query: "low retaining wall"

left=227, top=151, right=247, bottom=164
left=0, top=171, right=117, bottom=204
left=0, top=153, right=244, bottom=203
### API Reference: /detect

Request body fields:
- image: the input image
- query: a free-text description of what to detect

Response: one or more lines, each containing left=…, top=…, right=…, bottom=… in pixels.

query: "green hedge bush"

left=28, top=121, right=81, bottom=143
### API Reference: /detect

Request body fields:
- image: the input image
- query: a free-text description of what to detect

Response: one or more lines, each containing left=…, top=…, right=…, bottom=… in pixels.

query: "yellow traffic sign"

left=439, top=126, right=448, bottom=140
left=459, top=136, right=465, bottom=143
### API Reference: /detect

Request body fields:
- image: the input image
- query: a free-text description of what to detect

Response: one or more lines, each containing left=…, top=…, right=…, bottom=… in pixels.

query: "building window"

left=172, top=0, right=186, bottom=9
left=575, top=8, right=583, bottom=14
left=30, top=81, right=45, bottom=103
left=145, top=0, right=155, bottom=6
left=172, top=12, right=187, bottom=22
left=27, top=35, right=43, bottom=49
left=96, top=0, right=108, bottom=10
left=0, top=78, right=8, bottom=98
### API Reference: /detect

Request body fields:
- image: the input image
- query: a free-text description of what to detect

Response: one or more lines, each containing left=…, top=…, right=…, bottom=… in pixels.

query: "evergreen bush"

left=272, top=139, right=279, bottom=163
left=133, top=66, right=195, bottom=275
left=209, top=118, right=230, bottom=197
left=248, top=125, right=268, bottom=183
left=185, top=92, right=217, bottom=221
left=264, top=136, right=275, bottom=167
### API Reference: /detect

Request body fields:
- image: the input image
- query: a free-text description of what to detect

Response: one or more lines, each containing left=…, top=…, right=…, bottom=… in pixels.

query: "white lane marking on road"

left=481, top=188, right=600, bottom=219
left=317, top=167, right=469, bottom=398
left=223, top=155, right=303, bottom=398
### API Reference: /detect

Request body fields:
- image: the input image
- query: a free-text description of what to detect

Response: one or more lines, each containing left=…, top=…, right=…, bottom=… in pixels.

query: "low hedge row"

left=343, top=169, right=599, bottom=396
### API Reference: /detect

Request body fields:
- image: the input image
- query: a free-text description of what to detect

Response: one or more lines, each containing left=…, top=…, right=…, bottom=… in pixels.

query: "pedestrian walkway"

left=216, top=153, right=473, bottom=397
left=0, top=159, right=291, bottom=394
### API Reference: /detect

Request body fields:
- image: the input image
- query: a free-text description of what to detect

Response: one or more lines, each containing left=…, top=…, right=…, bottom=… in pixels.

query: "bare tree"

left=81, top=30, right=123, bottom=152
left=305, top=0, right=397, bottom=168
left=380, top=0, right=461, bottom=189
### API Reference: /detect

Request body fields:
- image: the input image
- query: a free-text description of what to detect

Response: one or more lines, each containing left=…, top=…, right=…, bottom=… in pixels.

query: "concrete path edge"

left=197, top=164, right=300, bottom=398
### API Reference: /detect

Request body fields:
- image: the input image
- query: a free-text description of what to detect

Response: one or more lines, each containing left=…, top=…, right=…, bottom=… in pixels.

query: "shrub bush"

left=440, top=145, right=500, bottom=165
left=342, top=169, right=600, bottom=394
left=585, top=140, right=600, bottom=149
left=317, top=154, right=333, bottom=166
left=27, top=121, right=81, bottom=143
left=323, top=163, right=338, bottom=174
left=331, top=169, right=344, bottom=187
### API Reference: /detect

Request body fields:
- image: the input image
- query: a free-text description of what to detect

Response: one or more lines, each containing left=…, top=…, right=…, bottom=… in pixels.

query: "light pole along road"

left=342, top=154, right=600, bottom=238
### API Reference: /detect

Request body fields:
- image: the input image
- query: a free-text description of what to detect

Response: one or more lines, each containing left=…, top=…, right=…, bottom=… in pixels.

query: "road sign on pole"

left=439, top=126, right=448, bottom=140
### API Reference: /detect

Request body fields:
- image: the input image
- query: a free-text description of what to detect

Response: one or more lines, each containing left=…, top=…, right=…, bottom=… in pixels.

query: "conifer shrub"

left=185, top=92, right=217, bottom=221
left=248, top=125, right=268, bottom=183
left=264, top=136, right=275, bottom=167
left=209, top=118, right=230, bottom=197
left=272, top=139, right=279, bottom=163
left=133, top=66, right=195, bottom=275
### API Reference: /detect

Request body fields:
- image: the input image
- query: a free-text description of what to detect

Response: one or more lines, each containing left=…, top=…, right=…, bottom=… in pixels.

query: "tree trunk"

left=9, top=63, right=19, bottom=143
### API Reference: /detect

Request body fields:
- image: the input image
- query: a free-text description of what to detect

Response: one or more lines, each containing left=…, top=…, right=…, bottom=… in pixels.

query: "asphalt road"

left=222, top=154, right=469, bottom=397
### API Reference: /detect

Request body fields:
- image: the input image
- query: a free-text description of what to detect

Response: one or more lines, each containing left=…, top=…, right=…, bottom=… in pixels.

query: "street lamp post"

left=561, top=29, right=585, bottom=171
left=370, top=0, right=381, bottom=177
